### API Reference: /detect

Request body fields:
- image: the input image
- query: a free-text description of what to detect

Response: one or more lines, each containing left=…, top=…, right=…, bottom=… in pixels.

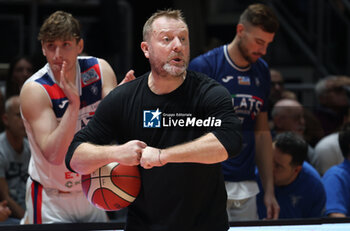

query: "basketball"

left=81, top=162, right=141, bottom=211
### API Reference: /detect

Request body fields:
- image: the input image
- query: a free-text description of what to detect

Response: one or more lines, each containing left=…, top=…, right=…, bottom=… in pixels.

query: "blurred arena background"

left=0, top=0, right=349, bottom=108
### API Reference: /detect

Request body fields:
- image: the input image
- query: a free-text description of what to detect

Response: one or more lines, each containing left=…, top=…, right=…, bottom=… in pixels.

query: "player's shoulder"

left=187, top=69, right=219, bottom=85
left=302, top=162, right=322, bottom=181
left=78, top=56, right=99, bottom=65
left=252, top=58, right=271, bottom=83
left=21, top=66, right=50, bottom=93
left=255, top=58, right=270, bottom=71
left=202, top=45, right=224, bottom=58
left=20, top=68, right=52, bottom=107
left=107, top=72, right=148, bottom=97
left=187, top=70, right=230, bottom=96
left=24, top=63, right=58, bottom=88
left=191, top=45, right=224, bottom=64
left=323, top=161, right=347, bottom=180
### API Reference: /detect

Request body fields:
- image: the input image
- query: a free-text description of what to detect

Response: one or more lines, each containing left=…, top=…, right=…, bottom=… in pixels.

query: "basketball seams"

left=82, top=162, right=141, bottom=211
left=98, top=166, right=111, bottom=210
left=84, top=175, right=140, bottom=180
left=106, top=174, right=138, bottom=202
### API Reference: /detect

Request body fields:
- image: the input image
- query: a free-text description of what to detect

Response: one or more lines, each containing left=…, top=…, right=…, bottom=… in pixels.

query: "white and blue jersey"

left=256, top=162, right=326, bottom=219
left=189, top=45, right=270, bottom=181
left=22, top=56, right=103, bottom=192
left=323, top=159, right=350, bottom=216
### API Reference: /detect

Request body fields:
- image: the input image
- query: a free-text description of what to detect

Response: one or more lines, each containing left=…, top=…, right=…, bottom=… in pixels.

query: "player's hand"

left=60, top=61, right=80, bottom=107
left=140, top=146, right=163, bottom=169
left=115, top=140, right=147, bottom=166
left=264, top=191, right=280, bottom=219
left=119, top=69, right=136, bottom=86
left=0, top=200, right=11, bottom=222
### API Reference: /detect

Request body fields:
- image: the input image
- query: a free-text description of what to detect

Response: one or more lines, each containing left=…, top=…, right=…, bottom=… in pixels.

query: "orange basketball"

left=81, top=162, right=141, bottom=211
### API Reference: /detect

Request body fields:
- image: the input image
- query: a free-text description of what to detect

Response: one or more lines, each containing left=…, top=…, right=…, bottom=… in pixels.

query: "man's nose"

left=172, top=37, right=182, bottom=52
left=54, top=46, right=62, bottom=58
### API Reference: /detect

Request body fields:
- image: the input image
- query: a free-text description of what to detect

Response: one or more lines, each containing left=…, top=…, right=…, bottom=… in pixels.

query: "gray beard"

left=163, top=63, right=187, bottom=77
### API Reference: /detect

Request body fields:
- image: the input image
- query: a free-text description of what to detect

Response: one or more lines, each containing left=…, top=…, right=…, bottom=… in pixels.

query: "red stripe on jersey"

left=36, top=184, right=43, bottom=224
left=30, top=182, right=34, bottom=217
left=252, top=95, right=264, bottom=103
left=42, top=83, right=66, bottom=100
left=31, top=181, right=43, bottom=224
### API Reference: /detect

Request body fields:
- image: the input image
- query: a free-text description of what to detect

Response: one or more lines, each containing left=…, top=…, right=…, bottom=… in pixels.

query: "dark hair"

left=6, top=55, right=34, bottom=99
left=274, top=132, right=308, bottom=166
left=339, top=122, right=350, bottom=158
left=239, top=3, right=279, bottom=33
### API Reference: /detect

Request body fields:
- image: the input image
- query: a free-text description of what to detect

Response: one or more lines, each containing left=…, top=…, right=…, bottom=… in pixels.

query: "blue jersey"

left=189, top=45, right=270, bottom=181
left=323, top=159, right=350, bottom=216
left=256, top=162, right=326, bottom=219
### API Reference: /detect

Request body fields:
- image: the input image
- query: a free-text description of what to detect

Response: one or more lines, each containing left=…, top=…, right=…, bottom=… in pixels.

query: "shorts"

left=21, top=178, right=108, bottom=224
left=226, top=196, right=258, bottom=221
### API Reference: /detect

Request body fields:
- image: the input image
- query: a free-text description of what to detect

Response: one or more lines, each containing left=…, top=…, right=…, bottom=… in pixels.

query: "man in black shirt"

left=66, top=9, right=242, bottom=231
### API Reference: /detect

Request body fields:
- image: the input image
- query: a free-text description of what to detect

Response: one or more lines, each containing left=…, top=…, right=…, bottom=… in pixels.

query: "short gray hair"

left=142, top=9, right=186, bottom=41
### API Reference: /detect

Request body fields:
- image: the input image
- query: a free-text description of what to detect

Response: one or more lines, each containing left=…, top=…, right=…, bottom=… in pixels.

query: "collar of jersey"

left=46, top=60, right=82, bottom=97
left=223, top=45, right=251, bottom=72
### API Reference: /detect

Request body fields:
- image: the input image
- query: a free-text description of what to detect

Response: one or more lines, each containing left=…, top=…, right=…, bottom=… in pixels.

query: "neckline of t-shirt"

left=145, top=71, right=188, bottom=97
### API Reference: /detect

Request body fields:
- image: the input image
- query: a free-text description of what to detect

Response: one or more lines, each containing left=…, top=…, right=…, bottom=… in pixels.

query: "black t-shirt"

left=66, top=70, right=242, bottom=231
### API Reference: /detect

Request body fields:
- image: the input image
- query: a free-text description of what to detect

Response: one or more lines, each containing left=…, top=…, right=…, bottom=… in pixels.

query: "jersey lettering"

left=65, top=171, right=80, bottom=179
left=232, top=94, right=264, bottom=121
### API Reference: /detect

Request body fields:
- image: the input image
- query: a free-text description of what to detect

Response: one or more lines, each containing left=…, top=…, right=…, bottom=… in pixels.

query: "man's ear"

left=41, top=41, right=46, bottom=56
left=78, top=39, right=84, bottom=54
left=294, top=165, right=302, bottom=175
left=236, top=23, right=245, bottom=37
left=2, top=113, right=8, bottom=127
left=273, top=115, right=283, bottom=130
left=141, top=42, right=149, bottom=59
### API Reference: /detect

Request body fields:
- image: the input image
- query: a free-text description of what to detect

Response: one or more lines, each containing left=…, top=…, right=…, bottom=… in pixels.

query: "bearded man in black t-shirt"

left=66, top=9, right=242, bottom=231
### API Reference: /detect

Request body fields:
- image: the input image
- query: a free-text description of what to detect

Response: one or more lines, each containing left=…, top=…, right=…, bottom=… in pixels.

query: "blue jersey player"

left=189, top=3, right=280, bottom=220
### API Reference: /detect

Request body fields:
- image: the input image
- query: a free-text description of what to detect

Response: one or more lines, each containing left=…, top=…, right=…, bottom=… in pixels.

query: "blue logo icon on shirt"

left=143, top=108, right=162, bottom=128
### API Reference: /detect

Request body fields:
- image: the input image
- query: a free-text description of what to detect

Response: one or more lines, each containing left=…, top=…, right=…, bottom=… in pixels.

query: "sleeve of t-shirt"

left=323, top=168, right=349, bottom=215
left=201, top=81, right=242, bottom=158
left=65, top=89, right=122, bottom=172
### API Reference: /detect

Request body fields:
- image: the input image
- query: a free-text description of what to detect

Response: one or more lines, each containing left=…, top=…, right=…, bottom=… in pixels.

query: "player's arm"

left=98, top=58, right=118, bottom=97
left=69, top=140, right=146, bottom=174
left=254, top=111, right=280, bottom=219
left=328, top=212, right=346, bottom=218
left=141, top=133, right=228, bottom=169
left=0, top=200, right=11, bottom=222
left=20, top=81, right=79, bottom=165
left=0, top=178, right=24, bottom=219
left=119, top=70, right=136, bottom=85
